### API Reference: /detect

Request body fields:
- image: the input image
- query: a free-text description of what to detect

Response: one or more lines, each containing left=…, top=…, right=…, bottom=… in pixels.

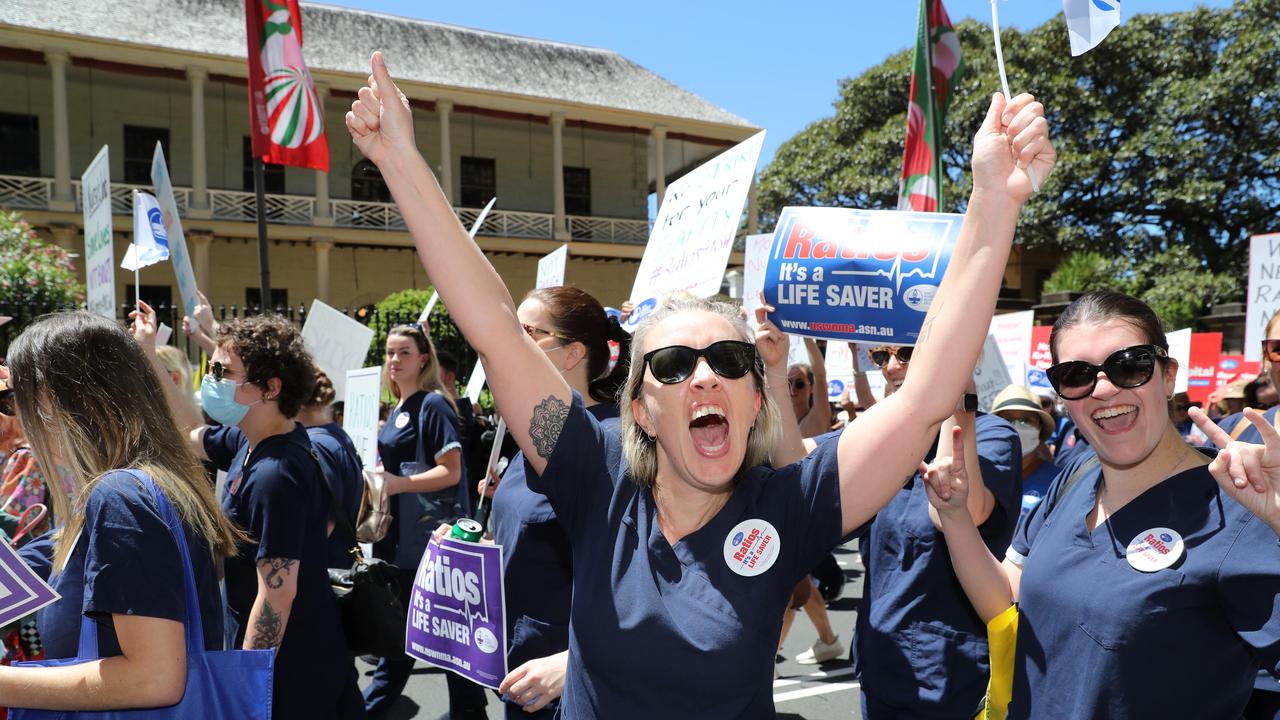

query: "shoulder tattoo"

left=529, top=395, right=569, bottom=460
left=260, top=558, right=297, bottom=590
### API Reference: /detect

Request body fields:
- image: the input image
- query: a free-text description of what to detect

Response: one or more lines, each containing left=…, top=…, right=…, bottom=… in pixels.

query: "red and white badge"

left=1125, top=527, right=1184, bottom=572
left=723, top=519, right=780, bottom=577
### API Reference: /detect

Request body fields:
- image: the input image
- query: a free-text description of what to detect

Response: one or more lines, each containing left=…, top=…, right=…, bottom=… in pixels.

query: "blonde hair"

left=154, top=345, right=198, bottom=415
left=385, top=325, right=458, bottom=414
left=8, top=313, right=244, bottom=569
left=619, top=293, right=781, bottom=488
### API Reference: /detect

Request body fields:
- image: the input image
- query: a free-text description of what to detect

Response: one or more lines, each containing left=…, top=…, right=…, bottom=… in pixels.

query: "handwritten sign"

left=343, top=366, right=382, bottom=468
left=81, top=145, right=115, bottom=319
left=624, top=131, right=765, bottom=330
left=301, top=300, right=376, bottom=399
left=1246, top=233, right=1280, bottom=362
left=151, top=143, right=202, bottom=324
left=0, top=542, right=59, bottom=627
left=536, top=245, right=568, bottom=289
left=973, top=334, right=1013, bottom=413
left=988, top=311, right=1033, bottom=381
left=406, top=536, right=507, bottom=689
left=764, top=207, right=962, bottom=345
left=741, top=233, right=774, bottom=321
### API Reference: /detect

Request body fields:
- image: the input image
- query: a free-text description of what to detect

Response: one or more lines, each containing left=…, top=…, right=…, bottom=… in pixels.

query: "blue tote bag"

left=12, top=471, right=274, bottom=719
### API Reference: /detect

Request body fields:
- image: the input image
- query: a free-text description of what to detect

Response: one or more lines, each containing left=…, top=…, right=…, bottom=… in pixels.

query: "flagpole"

left=989, top=0, right=1040, bottom=193
left=131, top=190, right=142, bottom=314
left=253, top=157, right=272, bottom=314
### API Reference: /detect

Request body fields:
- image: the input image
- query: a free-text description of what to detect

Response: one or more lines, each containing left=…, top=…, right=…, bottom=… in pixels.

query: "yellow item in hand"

left=975, top=604, right=1019, bottom=720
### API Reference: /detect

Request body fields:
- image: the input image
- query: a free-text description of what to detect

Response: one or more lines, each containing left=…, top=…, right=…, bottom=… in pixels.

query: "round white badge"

left=394, top=412, right=410, bottom=429
left=1126, top=527, right=1184, bottom=572
left=723, top=519, right=781, bottom=577
left=474, top=627, right=498, bottom=654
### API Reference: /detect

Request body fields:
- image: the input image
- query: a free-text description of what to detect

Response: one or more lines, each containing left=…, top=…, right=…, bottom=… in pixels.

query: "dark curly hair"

left=216, top=315, right=316, bottom=419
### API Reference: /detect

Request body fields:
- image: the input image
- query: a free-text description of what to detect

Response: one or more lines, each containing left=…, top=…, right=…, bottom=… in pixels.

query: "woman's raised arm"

left=347, top=52, right=571, bottom=473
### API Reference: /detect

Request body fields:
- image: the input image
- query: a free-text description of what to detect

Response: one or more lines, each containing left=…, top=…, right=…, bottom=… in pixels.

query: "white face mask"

left=1013, top=421, right=1042, bottom=457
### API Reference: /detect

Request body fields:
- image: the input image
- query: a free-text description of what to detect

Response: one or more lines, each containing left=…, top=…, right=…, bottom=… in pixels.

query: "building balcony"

left=0, top=174, right=652, bottom=245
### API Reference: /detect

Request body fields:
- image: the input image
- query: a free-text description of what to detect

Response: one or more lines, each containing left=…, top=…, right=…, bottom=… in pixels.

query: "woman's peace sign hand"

left=1190, top=406, right=1280, bottom=534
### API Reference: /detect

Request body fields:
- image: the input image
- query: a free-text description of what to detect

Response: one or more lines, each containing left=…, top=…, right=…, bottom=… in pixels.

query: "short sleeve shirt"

left=206, top=423, right=354, bottom=719
left=524, top=392, right=858, bottom=719
left=38, top=471, right=224, bottom=660
left=1007, top=453, right=1280, bottom=718
left=375, top=391, right=466, bottom=568
left=853, top=413, right=1022, bottom=715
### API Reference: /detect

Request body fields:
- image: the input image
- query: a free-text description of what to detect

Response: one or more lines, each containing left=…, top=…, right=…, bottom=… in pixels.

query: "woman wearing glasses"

left=346, top=52, right=1054, bottom=716
left=923, top=290, right=1280, bottom=717
left=366, top=322, right=480, bottom=719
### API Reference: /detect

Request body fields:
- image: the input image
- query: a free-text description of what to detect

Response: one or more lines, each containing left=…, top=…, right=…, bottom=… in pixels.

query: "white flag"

left=1063, top=0, right=1121, bottom=56
left=121, top=191, right=171, bottom=271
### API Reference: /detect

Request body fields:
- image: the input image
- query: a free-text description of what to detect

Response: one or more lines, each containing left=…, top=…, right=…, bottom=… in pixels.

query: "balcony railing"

left=1, top=174, right=651, bottom=245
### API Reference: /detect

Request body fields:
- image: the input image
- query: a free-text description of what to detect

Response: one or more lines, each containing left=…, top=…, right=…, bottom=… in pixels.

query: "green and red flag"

left=245, top=0, right=329, bottom=172
left=898, top=0, right=963, bottom=212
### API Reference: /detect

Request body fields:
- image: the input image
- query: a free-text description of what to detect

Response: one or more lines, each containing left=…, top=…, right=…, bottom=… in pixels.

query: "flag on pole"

left=898, top=0, right=964, bottom=213
left=1063, top=0, right=1122, bottom=56
left=121, top=191, right=170, bottom=271
left=244, top=0, right=329, bottom=171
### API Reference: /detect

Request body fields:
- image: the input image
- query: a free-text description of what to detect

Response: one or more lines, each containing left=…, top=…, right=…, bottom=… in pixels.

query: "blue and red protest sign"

left=406, top=537, right=507, bottom=689
left=764, top=207, right=963, bottom=345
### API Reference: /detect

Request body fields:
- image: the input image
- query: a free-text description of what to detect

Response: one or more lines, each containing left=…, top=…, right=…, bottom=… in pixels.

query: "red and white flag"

left=245, top=0, right=329, bottom=172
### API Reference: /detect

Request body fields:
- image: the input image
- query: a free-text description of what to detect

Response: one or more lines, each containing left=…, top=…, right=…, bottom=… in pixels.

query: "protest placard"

left=465, top=361, right=487, bottom=404
left=0, top=542, right=59, bottom=628
left=81, top=146, right=114, bottom=318
left=343, top=366, right=382, bottom=468
left=536, top=245, right=569, bottom=290
left=155, top=322, right=173, bottom=347
left=406, top=536, right=507, bottom=689
left=972, top=334, right=1013, bottom=413
left=741, top=233, right=774, bottom=321
left=1029, top=325, right=1052, bottom=370
left=1213, top=355, right=1261, bottom=398
left=623, top=131, right=766, bottom=331
left=1246, top=233, right=1280, bottom=362
left=150, top=143, right=202, bottom=324
left=301, top=300, right=375, bottom=399
left=1025, top=364, right=1053, bottom=397
left=989, top=310, right=1033, bottom=381
left=1186, top=332, right=1222, bottom=404
left=824, top=340, right=855, bottom=402
left=763, top=207, right=963, bottom=345
left=786, top=334, right=809, bottom=368
left=1167, top=328, right=1192, bottom=394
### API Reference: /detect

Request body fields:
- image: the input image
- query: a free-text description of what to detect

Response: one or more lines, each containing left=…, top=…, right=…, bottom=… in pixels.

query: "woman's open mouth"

left=689, top=404, right=730, bottom=458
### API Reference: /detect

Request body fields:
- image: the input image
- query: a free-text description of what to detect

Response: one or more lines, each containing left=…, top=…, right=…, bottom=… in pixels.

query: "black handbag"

left=294, top=440, right=407, bottom=657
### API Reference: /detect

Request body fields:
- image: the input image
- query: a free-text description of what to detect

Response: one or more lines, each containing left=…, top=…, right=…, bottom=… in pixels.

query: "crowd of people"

left=0, top=50, right=1273, bottom=720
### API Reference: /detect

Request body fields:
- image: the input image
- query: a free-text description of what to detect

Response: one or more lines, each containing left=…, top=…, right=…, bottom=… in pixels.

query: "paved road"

left=362, top=542, right=867, bottom=719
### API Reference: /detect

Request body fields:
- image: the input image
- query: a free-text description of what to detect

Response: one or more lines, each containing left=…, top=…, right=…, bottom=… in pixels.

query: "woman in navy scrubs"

left=0, top=311, right=241, bottom=710
left=365, top=322, right=480, bottom=719
left=923, top=291, right=1280, bottom=718
left=346, top=52, right=1054, bottom=717
left=297, top=369, right=364, bottom=569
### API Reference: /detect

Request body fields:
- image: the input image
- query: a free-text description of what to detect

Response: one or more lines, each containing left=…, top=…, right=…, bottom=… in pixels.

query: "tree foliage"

left=759, top=0, right=1280, bottom=288
left=0, top=211, right=85, bottom=350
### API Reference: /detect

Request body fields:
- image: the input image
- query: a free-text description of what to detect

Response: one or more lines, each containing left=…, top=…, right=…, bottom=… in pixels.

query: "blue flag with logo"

left=1063, top=0, right=1121, bottom=56
left=121, top=191, right=170, bottom=271
left=764, top=207, right=963, bottom=346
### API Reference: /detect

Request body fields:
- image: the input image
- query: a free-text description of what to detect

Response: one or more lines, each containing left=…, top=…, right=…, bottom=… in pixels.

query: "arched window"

left=351, top=159, right=391, bottom=202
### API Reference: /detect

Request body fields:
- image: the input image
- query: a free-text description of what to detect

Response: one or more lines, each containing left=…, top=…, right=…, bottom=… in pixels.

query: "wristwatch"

left=956, top=393, right=978, bottom=413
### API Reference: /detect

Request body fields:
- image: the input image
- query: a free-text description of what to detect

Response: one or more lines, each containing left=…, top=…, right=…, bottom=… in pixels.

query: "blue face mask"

left=200, top=375, right=253, bottom=427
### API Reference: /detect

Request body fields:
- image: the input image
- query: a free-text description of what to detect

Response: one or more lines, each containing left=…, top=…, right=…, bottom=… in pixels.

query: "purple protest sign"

left=0, top=540, right=59, bottom=626
left=405, top=536, right=507, bottom=688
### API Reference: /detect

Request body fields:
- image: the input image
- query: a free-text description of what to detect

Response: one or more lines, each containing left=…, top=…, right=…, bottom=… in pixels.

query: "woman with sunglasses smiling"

left=347, top=52, right=1054, bottom=717
left=921, top=290, right=1280, bottom=718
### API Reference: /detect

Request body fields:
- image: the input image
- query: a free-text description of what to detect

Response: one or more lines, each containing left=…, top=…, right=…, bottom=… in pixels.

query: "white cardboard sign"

left=536, top=245, right=569, bottom=289
left=343, top=366, right=382, bottom=468
left=972, top=334, right=1014, bottom=413
left=301, top=300, right=376, bottom=399
left=1246, top=233, right=1280, bottom=362
left=824, top=340, right=855, bottom=402
left=81, top=145, right=115, bottom=318
left=1167, top=327, right=1192, bottom=394
left=465, top=360, right=487, bottom=404
left=988, top=310, right=1034, bottom=382
left=741, top=233, right=774, bottom=321
left=150, top=143, right=202, bottom=325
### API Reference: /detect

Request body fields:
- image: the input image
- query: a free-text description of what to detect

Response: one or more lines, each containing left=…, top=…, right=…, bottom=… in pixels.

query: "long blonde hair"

left=385, top=324, right=458, bottom=414
left=7, top=312, right=244, bottom=569
left=619, top=293, right=781, bottom=488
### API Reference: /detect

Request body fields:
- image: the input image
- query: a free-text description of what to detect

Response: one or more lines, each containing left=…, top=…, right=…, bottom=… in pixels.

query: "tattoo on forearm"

left=250, top=600, right=283, bottom=649
left=260, top=558, right=297, bottom=590
left=529, top=395, right=569, bottom=459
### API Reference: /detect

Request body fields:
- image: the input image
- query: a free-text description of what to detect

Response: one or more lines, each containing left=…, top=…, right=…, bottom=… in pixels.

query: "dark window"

left=459, top=156, right=495, bottom=208
left=243, top=137, right=285, bottom=194
left=245, top=287, right=289, bottom=312
left=0, top=114, right=39, bottom=176
left=563, top=166, right=591, bottom=217
left=351, top=159, right=390, bottom=202
left=123, top=285, right=174, bottom=313
left=124, top=125, right=169, bottom=184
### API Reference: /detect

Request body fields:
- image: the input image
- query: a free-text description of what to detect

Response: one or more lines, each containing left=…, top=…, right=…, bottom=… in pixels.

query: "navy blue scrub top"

left=525, top=392, right=859, bottom=719
left=1006, top=451, right=1280, bottom=718
left=307, top=422, right=364, bottom=568
left=1020, top=459, right=1061, bottom=517
left=852, top=413, right=1022, bottom=715
left=38, top=471, right=224, bottom=659
left=491, top=402, right=620, bottom=712
left=375, top=390, right=466, bottom=569
left=204, top=423, right=355, bottom=719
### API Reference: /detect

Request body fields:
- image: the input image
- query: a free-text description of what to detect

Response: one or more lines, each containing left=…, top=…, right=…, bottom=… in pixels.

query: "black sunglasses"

left=207, top=360, right=232, bottom=382
left=789, top=378, right=808, bottom=392
left=1046, top=344, right=1168, bottom=400
left=642, top=341, right=757, bottom=385
left=870, top=346, right=913, bottom=368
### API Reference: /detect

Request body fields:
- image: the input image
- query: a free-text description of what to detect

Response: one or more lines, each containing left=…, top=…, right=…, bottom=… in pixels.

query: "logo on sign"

left=625, top=298, right=658, bottom=329
left=1221, top=359, right=1240, bottom=371
left=828, top=379, right=845, bottom=397
left=902, top=284, right=937, bottom=312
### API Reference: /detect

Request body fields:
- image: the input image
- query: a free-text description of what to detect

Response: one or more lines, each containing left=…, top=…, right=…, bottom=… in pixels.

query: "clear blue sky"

left=326, top=0, right=1232, bottom=165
